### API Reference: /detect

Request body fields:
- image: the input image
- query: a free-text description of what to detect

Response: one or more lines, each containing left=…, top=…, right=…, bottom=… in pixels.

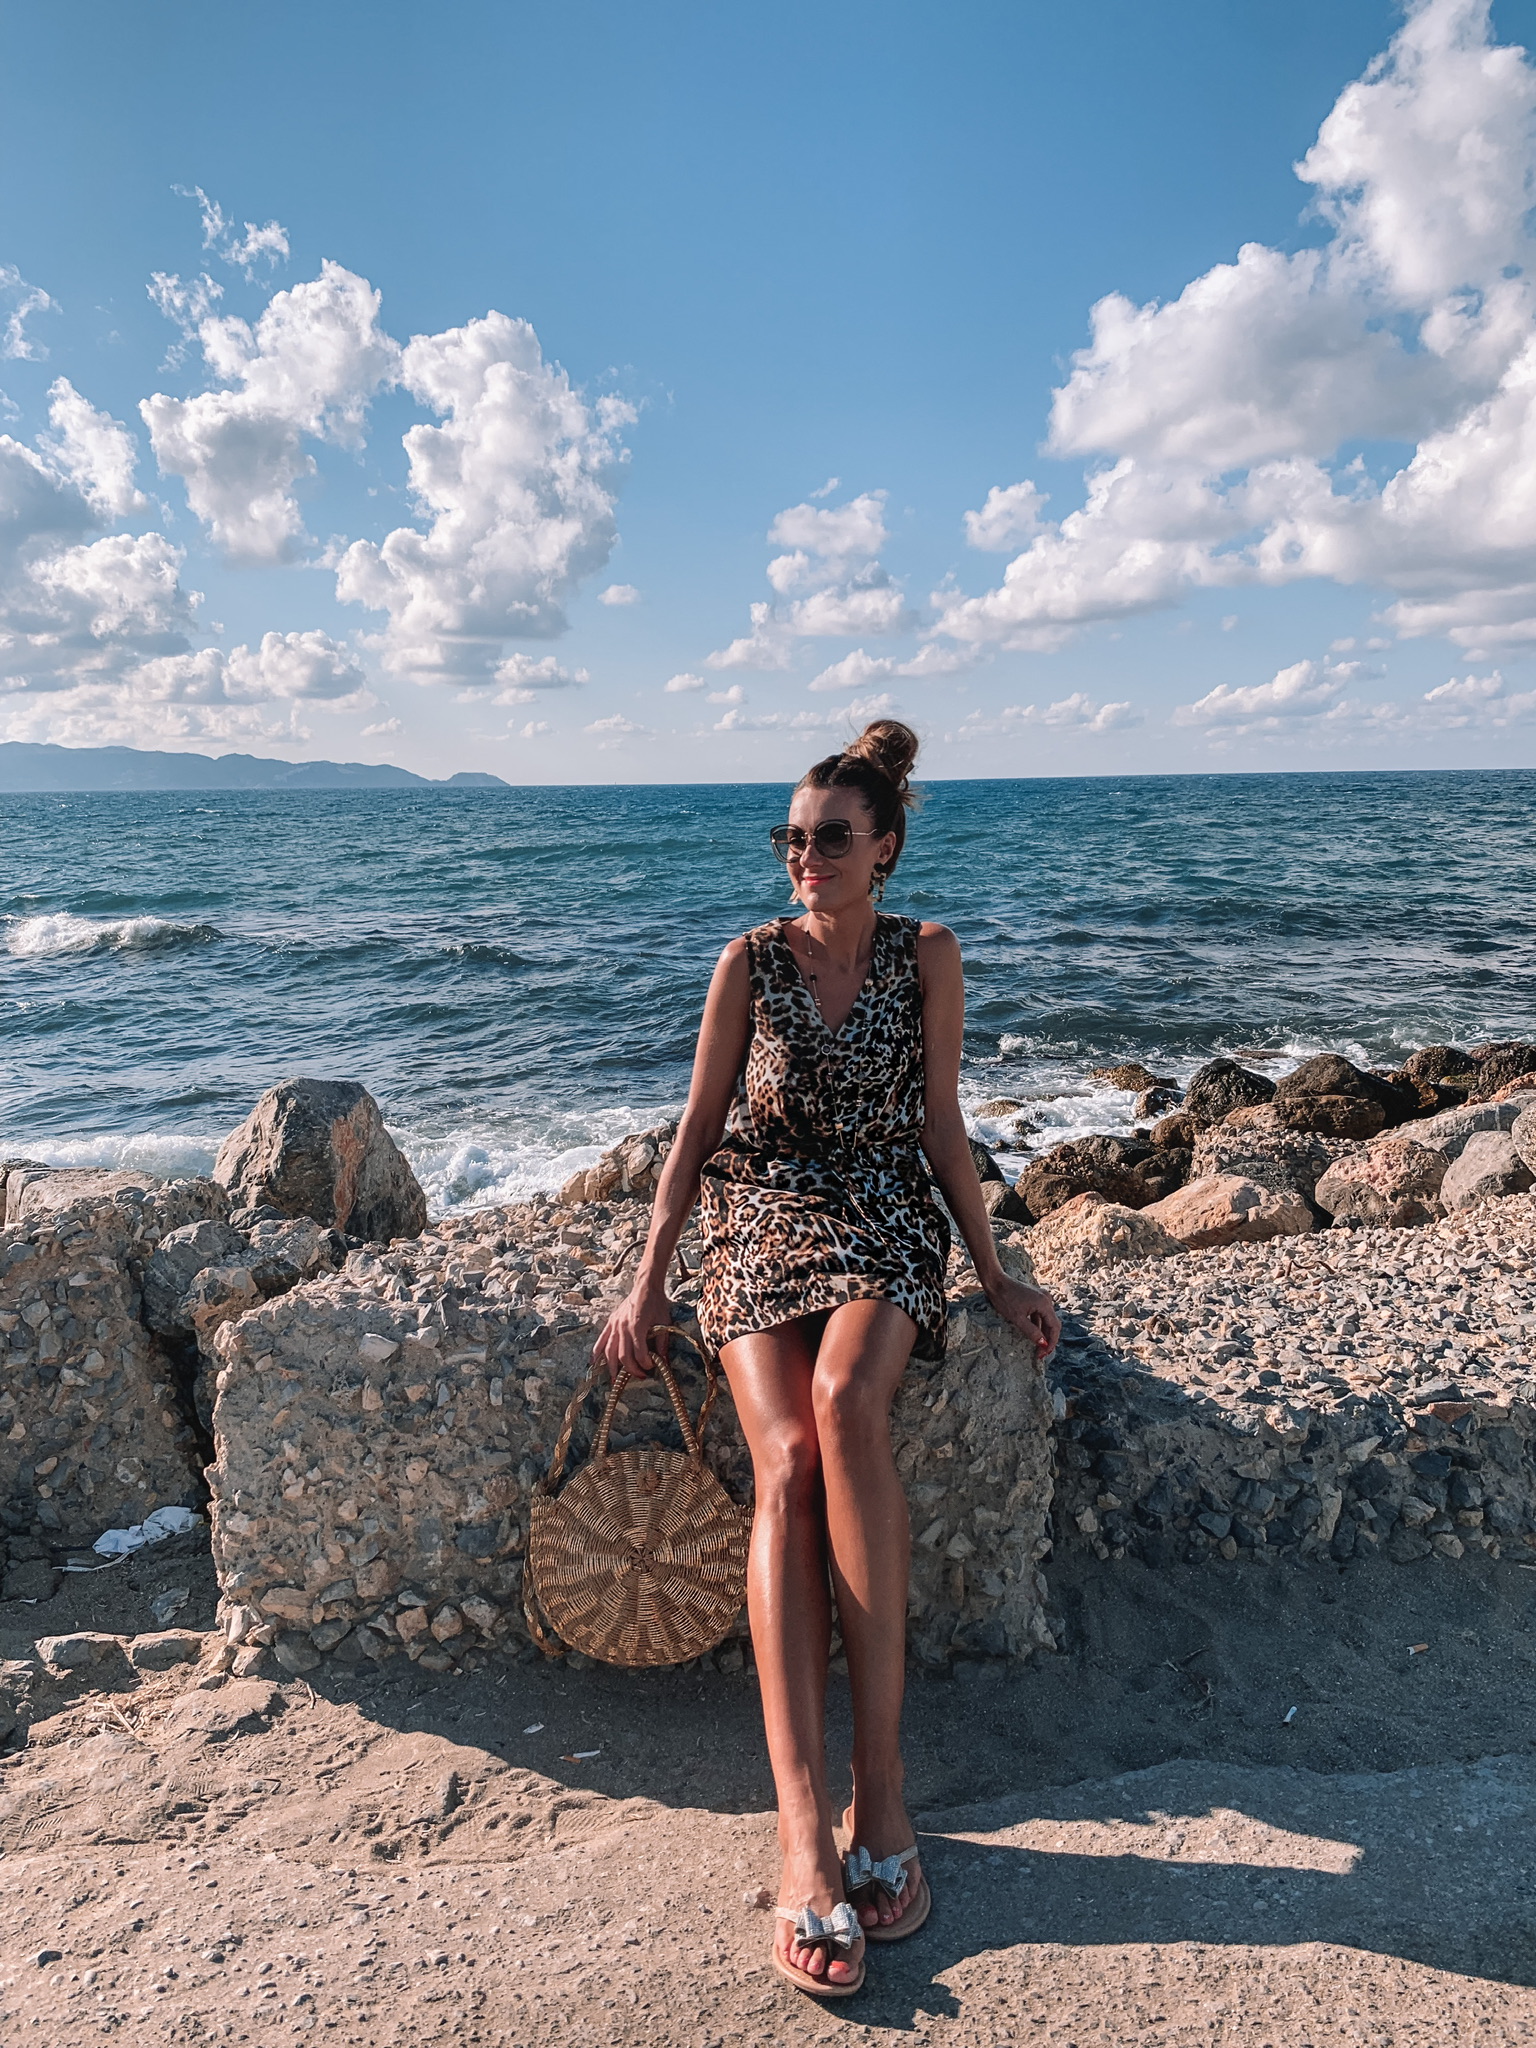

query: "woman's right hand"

left=592, top=1282, right=675, bottom=1379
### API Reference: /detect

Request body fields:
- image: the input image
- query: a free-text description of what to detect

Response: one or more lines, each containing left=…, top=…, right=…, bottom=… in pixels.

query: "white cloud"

left=362, top=716, right=402, bottom=736
left=39, top=378, right=147, bottom=519
left=148, top=270, right=224, bottom=339
left=809, top=476, right=840, bottom=500
left=806, top=642, right=971, bottom=692
left=963, top=482, right=1046, bottom=553
left=664, top=671, right=707, bottom=693
left=707, top=691, right=897, bottom=735
left=1421, top=667, right=1536, bottom=725
left=517, top=718, right=552, bottom=737
left=707, top=683, right=745, bottom=705
left=598, top=582, right=640, bottom=605
left=0, top=264, right=56, bottom=361
left=1175, top=657, right=1348, bottom=729
left=708, top=489, right=916, bottom=669
left=929, top=0, right=1536, bottom=659
left=489, top=651, right=587, bottom=704
left=583, top=712, right=650, bottom=745
left=143, top=261, right=399, bottom=563
left=335, top=312, right=631, bottom=683
left=181, top=186, right=290, bottom=278
left=947, top=693, right=1139, bottom=741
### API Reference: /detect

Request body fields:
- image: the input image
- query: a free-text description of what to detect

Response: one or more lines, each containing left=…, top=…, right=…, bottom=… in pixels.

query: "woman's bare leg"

left=719, top=1318, right=860, bottom=1985
left=812, top=1297, right=923, bottom=1929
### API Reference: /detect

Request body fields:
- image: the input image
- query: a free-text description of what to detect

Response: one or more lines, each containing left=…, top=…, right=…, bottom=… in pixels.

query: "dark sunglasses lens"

left=814, top=822, right=853, bottom=856
left=769, top=826, right=799, bottom=862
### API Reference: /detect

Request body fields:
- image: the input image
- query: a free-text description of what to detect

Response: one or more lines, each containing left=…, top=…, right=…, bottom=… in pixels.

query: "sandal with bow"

left=842, top=1828, right=931, bottom=1942
left=771, top=1899, right=866, bottom=1997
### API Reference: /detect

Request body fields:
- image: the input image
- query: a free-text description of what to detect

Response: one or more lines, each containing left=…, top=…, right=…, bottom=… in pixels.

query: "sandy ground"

left=3, top=1536, right=1536, bottom=2044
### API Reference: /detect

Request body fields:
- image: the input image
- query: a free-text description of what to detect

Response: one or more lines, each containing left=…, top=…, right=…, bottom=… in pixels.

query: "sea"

left=4, top=770, right=1535, bottom=1217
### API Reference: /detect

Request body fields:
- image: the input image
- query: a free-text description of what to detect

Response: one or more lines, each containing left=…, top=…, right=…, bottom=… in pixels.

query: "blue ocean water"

left=4, top=771, right=1535, bottom=1215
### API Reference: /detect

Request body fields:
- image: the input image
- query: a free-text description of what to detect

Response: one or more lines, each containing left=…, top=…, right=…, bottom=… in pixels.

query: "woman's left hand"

left=982, top=1273, right=1061, bottom=1363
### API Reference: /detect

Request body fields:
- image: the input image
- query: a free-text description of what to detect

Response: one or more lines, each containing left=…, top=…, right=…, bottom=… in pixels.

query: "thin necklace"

left=798, top=914, right=873, bottom=1020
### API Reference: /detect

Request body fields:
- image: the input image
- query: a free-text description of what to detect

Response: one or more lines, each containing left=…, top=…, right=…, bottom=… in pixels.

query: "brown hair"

left=796, top=719, right=920, bottom=882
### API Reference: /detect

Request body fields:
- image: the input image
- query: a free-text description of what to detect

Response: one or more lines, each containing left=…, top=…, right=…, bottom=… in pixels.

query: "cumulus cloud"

left=1420, top=667, right=1536, bottom=724
left=708, top=490, right=916, bottom=669
left=39, top=378, right=147, bottom=519
left=362, top=715, right=402, bottom=737
left=490, top=652, right=587, bottom=703
left=1, top=264, right=56, bottom=360
left=583, top=711, right=650, bottom=746
left=707, top=691, right=897, bottom=735
left=598, top=582, right=640, bottom=605
left=517, top=718, right=553, bottom=737
left=142, top=261, right=399, bottom=564
left=930, top=0, right=1536, bottom=658
left=807, top=643, right=971, bottom=692
left=1175, top=657, right=1354, bottom=729
left=948, top=693, right=1138, bottom=740
left=963, top=482, right=1046, bottom=553
left=335, top=311, right=631, bottom=683
left=664, top=671, right=707, bottom=693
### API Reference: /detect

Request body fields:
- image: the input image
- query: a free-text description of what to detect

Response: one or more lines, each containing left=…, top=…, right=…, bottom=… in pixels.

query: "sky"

left=4, top=0, right=1536, bottom=782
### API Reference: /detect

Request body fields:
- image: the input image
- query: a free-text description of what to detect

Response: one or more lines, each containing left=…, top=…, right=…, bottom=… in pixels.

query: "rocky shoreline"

left=4, top=1039, right=1536, bottom=1740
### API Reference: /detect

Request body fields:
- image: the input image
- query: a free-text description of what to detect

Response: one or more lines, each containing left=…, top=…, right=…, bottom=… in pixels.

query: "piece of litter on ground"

left=743, top=1887, right=772, bottom=1910
left=149, top=1586, right=190, bottom=1627
left=522, top=1723, right=544, bottom=1735
left=562, top=1749, right=602, bottom=1760
left=1282, top=1706, right=1298, bottom=1725
left=92, top=1505, right=202, bottom=1558
left=1409, top=1643, right=1429, bottom=1655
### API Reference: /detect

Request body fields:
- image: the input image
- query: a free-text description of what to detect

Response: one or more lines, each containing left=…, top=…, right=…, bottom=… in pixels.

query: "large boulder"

left=1089, top=1063, right=1175, bottom=1093
left=1268, top=1092, right=1387, bottom=1139
left=1466, top=1044, right=1536, bottom=1102
left=1182, top=1060, right=1275, bottom=1129
left=5, top=1166, right=179, bottom=1228
left=1313, top=1136, right=1449, bottom=1228
left=1440, top=1131, right=1535, bottom=1212
left=1014, top=1135, right=1186, bottom=1220
left=1273, top=1053, right=1412, bottom=1127
left=140, top=1219, right=249, bottom=1337
left=560, top=1122, right=677, bottom=1206
left=1192, top=1106, right=1339, bottom=1202
left=1141, top=1174, right=1313, bottom=1250
left=214, top=1080, right=427, bottom=1242
left=1514, top=1103, right=1536, bottom=1176
left=206, top=1217, right=1057, bottom=1672
left=0, top=1193, right=204, bottom=1542
left=1411, top=1094, right=1535, bottom=1163
left=1024, top=1191, right=1182, bottom=1288
left=1402, top=1044, right=1474, bottom=1085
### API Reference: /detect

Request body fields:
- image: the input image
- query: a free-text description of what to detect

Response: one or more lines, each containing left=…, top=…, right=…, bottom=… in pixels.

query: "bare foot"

left=843, top=1794, right=923, bottom=1931
left=776, top=1839, right=863, bottom=1985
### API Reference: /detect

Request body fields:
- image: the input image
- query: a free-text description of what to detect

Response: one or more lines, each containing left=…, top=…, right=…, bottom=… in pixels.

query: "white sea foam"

left=6, top=913, right=218, bottom=958
left=5, top=1132, right=220, bottom=1179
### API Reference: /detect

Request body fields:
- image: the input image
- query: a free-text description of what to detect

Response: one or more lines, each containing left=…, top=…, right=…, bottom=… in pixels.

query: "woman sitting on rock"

left=594, top=718, right=1059, bottom=1997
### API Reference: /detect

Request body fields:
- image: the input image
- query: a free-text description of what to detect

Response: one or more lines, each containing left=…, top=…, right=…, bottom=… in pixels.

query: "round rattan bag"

left=523, top=1326, right=751, bottom=1668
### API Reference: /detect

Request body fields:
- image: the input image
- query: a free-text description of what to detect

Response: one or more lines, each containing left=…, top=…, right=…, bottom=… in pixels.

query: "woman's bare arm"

left=916, top=923, right=1060, bottom=1361
left=592, top=939, right=753, bottom=1375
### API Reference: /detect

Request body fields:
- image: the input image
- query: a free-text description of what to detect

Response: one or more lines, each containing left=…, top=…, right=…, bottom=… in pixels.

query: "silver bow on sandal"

left=844, top=1839, right=931, bottom=1942
left=771, top=1900, right=865, bottom=1997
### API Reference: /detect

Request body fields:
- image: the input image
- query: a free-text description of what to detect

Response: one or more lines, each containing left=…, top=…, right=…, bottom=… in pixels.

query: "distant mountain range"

left=0, top=743, right=510, bottom=793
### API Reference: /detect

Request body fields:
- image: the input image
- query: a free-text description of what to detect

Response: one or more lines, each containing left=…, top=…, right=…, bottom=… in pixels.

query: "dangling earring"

left=872, top=866, right=886, bottom=903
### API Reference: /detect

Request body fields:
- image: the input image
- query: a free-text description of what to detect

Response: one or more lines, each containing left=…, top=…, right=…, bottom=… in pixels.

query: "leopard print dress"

left=696, top=913, right=950, bottom=1361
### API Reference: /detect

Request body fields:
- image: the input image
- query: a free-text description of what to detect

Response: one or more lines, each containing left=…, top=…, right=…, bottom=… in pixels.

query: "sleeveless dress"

left=696, top=913, right=951, bottom=1361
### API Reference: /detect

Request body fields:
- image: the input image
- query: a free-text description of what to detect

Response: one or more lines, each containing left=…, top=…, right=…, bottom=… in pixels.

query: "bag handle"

left=535, top=1324, right=722, bottom=1500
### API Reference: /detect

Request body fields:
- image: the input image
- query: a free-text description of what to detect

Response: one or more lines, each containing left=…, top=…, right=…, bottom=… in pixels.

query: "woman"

left=594, top=720, right=1059, bottom=1998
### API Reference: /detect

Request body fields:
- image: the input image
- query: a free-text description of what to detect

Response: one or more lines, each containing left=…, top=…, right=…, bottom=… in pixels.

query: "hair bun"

left=844, top=718, right=919, bottom=792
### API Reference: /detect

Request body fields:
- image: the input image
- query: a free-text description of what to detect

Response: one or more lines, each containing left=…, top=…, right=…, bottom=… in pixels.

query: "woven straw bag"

left=523, top=1326, right=751, bottom=1667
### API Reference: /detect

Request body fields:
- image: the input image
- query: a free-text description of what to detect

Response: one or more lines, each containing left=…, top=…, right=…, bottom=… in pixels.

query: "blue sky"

left=4, top=0, right=1536, bottom=780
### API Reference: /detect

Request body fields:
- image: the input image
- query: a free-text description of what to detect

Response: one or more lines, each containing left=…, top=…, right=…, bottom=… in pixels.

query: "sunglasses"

left=769, top=820, right=880, bottom=862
